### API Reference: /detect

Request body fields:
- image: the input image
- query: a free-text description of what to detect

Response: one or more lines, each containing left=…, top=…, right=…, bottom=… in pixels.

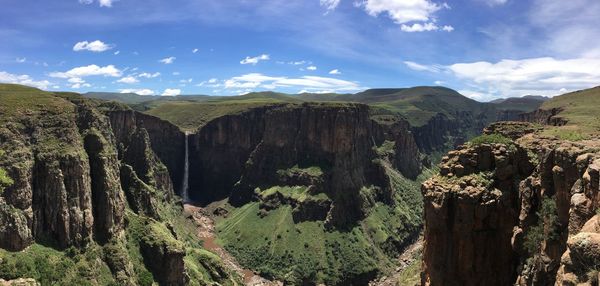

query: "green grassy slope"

left=214, top=165, right=435, bottom=285
left=539, top=86, right=600, bottom=137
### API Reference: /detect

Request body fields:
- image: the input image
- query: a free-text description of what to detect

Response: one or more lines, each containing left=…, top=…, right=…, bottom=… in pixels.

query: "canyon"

left=0, top=83, right=551, bottom=285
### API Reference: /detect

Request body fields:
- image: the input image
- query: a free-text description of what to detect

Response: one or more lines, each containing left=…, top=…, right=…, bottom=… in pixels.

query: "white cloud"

left=114, top=50, right=120, bottom=55
left=172, top=72, right=180, bottom=76
left=192, top=48, right=199, bottom=53
left=120, top=89, right=155, bottom=95
left=223, top=73, right=363, bottom=92
left=434, top=80, right=445, bottom=85
left=307, top=66, right=317, bottom=71
left=400, top=22, right=454, bottom=32
left=162, top=88, right=181, bottom=96
left=179, top=78, right=193, bottom=83
left=138, top=72, right=160, bottom=78
left=0, top=71, right=51, bottom=89
left=447, top=57, right=600, bottom=98
left=99, top=0, right=115, bottom=7
left=240, top=54, right=270, bottom=65
left=73, top=40, right=114, bottom=52
left=159, top=57, right=176, bottom=64
left=320, top=0, right=341, bottom=11
left=16, top=57, right=26, bottom=63
left=289, top=61, right=307, bottom=65
left=117, top=76, right=139, bottom=84
left=401, top=22, right=438, bottom=32
left=479, top=0, right=507, bottom=6
left=197, top=78, right=219, bottom=87
left=71, top=83, right=91, bottom=89
left=404, top=61, right=441, bottom=72
left=68, top=77, right=85, bottom=84
left=442, top=25, right=454, bottom=32
left=329, top=69, right=342, bottom=75
left=358, top=0, right=448, bottom=24
left=49, top=64, right=122, bottom=78
left=78, top=0, right=93, bottom=4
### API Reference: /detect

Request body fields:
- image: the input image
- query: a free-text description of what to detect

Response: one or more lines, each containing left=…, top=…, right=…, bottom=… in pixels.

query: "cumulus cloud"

left=159, top=57, right=176, bottom=64
left=320, top=0, right=341, bottom=11
left=73, top=40, right=114, bottom=52
left=192, top=48, right=199, bottom=53
left=240, top=54, right=270, bottom=65
left=410, top=57, right=600, bottom=99
left=162, top=88, right=181, bottom=96
left=117, top=76, right=139, bottom=84
left=223, top=73, right=363, bottom=92
left=49, top=64, right=122, bottom=78
left=16, top=57, right=26, bottom=63
left=358, top=0, right=448, bottom=24
left=120, top=88, right=155, bottom=95
left=329, top=69, right=342, bottom=75
left=306, top=66, right=317, bottom=71
left=114, top=50, right=120, bottom=55
left=0, top=71, right=51, bottom=89
left=138, top=72, right=161, bottom=78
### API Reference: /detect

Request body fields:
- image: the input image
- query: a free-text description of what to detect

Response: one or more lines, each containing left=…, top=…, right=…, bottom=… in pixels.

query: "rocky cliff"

left=0, top=85, right=236, bottom=286
left=412, top=111, right=492, bottom=153
left=189, top=103, right=422, bottom=227
left=421, top=121, right=600, bottom=285
left=0, top=95, right=125, bottom=250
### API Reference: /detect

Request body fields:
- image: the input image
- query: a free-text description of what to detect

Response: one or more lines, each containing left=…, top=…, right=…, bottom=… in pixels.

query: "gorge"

left=0, top=83, right=565, bottom=285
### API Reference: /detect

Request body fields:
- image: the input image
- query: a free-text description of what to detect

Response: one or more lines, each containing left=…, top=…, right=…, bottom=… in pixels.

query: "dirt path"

left=368, top=238, right=423, bottom=286
left=183, top=204, right=282, bottom=286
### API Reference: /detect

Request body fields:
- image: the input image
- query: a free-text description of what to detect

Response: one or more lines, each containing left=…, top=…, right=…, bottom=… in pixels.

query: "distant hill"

left=84, top=92, right=214, bottom=104
left=491, top=95, right=548, bottom=112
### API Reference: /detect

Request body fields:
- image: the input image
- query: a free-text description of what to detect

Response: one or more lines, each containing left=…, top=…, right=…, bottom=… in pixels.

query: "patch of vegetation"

left=0, top=243, right=115, bottom=285
left=524, top=197, right=560, bottom=255
left=276, top=165, right=324, bottom=179
left=258, top=185, right=329, bottom=203
left=545, top=128, right=590, bottom=141
left=468, top=133, right=513, bottom=146
left=0, top=151, right=13, bottom=195
left=396, top=252, right=422, bottom=286
left=216, top=203, right=381, bottom=285
left=216, top=163, right=426, bottom=285
left=375, top=140, right=396, bottom=158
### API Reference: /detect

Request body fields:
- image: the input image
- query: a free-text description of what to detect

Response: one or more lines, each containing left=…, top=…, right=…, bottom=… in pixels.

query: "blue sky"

left=1, top=0, right=600, bottom=101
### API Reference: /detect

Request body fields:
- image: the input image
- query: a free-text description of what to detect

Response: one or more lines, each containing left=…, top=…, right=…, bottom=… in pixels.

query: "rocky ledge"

left=422, top=122, right=600, bottom=286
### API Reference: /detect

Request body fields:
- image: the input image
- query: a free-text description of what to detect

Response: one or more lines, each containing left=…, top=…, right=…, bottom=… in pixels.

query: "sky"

left=1, top=0, right=600, bottom=101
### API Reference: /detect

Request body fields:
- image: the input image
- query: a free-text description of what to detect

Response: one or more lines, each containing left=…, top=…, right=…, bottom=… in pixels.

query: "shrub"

left=469, top=133, right=513, bottom=146
left=0, top=150, right=13, bottom=195
left=524, top=197, right=559, bottom=254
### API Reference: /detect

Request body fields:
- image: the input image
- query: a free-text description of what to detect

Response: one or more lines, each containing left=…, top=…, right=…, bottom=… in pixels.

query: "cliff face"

left=0, top=99, right=125, bottom=250
left=421, top=122, right=600, bottom=286
left=412, top=111, right=492, bottom=152
left=108, top=110, right=185, bottom=197
left=189, top=103, right=422, bottom=226
left=519, top=107, right=568, bottom=126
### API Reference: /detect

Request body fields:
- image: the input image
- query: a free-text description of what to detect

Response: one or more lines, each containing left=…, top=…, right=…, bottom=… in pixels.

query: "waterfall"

left=181, top=132, right=190, bottom=202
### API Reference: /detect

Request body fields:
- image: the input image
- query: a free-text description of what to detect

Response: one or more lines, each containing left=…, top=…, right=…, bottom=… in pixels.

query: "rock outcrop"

left=108, top=110, right=185, bottom=198
left=189, top=103, right=422, bottom=227
left=0, top=97, right=127, bottom=249
left=422, top=121, right=600, bottom=286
